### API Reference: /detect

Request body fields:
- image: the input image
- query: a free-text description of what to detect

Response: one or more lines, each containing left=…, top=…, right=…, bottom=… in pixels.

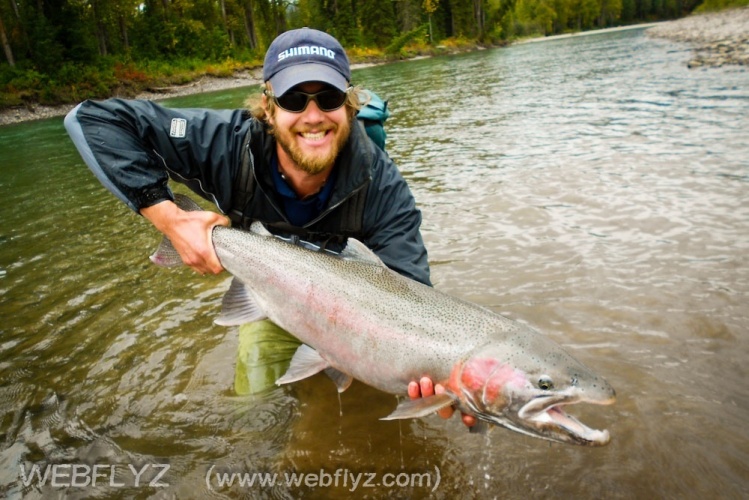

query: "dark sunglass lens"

left=316, top=90, right=346, bottom=111
left=276, top=92, right=308, bottom=112
left=275, top=89, right=347, bottom=112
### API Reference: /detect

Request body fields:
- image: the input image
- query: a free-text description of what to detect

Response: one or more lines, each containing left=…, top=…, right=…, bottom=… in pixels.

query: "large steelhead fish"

left=152, top=195, right=615, bottom=446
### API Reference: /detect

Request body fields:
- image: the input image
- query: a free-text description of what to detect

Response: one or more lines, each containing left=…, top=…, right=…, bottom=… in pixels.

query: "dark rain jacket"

left=64, top=98, right=431, bottom=285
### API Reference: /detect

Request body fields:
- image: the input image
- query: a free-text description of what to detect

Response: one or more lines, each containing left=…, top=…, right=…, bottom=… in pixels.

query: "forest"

left=0, top=0, right=741, bottom=109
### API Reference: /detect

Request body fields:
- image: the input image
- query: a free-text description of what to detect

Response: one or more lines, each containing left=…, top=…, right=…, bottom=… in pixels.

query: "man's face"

left=267, top=82, right=351, bottom=175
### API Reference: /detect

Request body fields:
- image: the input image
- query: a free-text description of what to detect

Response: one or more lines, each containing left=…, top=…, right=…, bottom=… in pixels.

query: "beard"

left=273, top=117, right=352, bottom=175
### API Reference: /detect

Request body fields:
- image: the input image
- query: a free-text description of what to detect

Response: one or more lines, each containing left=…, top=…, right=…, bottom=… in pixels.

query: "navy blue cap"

left=263, top=28, right=351, bottom=96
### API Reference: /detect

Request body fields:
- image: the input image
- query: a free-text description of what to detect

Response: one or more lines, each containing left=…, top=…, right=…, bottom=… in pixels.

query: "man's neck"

left=276, top=148, right=334, bottom=199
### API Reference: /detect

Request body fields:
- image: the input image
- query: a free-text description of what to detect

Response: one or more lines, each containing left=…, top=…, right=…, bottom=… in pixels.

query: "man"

left=65, top=28, right=473, bottom=427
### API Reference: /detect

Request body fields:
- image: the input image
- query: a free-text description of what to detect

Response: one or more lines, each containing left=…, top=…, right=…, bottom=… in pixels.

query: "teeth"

left=301, top=131, right=326, bottom=140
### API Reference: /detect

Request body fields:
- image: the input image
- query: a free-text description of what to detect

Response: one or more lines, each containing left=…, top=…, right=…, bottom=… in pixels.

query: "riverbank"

left=1, top=9, right=746, bottom=127
left=646, top=6, right=749, bottom=68
left=0, top=56, right=462, bottom=127
left=0, top=69, right=266, bottom=127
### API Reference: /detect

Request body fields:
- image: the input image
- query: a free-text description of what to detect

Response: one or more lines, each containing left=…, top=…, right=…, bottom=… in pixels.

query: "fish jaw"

left=515, top=392, right=615, bottom=445
left=448, top=353, right=616, bottom=446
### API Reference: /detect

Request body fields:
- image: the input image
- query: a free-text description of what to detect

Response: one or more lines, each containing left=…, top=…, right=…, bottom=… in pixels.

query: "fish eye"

left=538, top=375, right=554, bottom=391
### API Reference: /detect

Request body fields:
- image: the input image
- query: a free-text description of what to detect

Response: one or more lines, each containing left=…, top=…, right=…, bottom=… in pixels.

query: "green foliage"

left=0, top=60, right=117, bottom=106
left=579, top=0, right=602, bottom=29
left=332, top=0, right=360, bottom=46
left=515, top=0, right=558, bottom=35
left=600, top=0, right=624, bottom=26
left=449, top=0, right=477, bottom=37
left=620, top=0, right=637, bottom=21
left=0, top=55, right=261, bottom=108
left=0, top=65, right=44, bottom=106
left=696, top=0, right=749, bottom=11
left=385, top=24, right=429, bottom=55
left=359, top=0, right=398, bottom=47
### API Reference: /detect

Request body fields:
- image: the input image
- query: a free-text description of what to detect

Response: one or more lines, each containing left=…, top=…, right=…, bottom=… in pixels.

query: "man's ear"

left=262, top=94, right=274, bottom=126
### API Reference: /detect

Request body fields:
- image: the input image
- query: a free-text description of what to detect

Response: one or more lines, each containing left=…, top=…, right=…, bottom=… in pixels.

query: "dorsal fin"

left=249, top=221, right=272, bottom=236
left=340, top=238, right=386, bottom=266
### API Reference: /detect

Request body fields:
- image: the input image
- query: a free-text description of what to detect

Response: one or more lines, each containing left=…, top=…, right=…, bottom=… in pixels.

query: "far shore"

left=514, top=22, right=661, bottom=44
left=1, top=9, right=746, bottom=128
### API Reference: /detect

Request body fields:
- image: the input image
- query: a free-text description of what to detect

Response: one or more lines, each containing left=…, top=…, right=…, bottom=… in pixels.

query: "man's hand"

left=408, top=377, right=476, bottom=428
left=141, top=199, right=229, bottom=275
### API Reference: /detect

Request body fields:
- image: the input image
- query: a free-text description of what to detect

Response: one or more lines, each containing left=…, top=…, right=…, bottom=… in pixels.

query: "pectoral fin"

left=276, top=344, right=330, bottom=386
left=381, top=393, right=457, bottom=420
left=215, top=278, right=267, bottom=326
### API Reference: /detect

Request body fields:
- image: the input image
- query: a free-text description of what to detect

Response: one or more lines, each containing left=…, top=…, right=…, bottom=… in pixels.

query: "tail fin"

left=149, top=236, right=182, bottom=267
left=148, top=194, right=204, bottom=267
left=172, top=193, right=204, bottom=212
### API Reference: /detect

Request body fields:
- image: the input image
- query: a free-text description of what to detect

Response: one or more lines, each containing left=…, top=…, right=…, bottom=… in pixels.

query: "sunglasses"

left=265, top=87, right=351, bottom=113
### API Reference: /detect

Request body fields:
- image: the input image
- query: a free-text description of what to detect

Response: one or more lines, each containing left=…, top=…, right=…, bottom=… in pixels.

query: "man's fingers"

left=419, top=377, right=434, bottom=397
left=213, top=214, right=231, bottom=228
left=188, top=250, right=223, bottom=275
left=434, top=383, right=455, bottom=419
left=180, top=212, right=227, bottom=275
left=408, top=377, right=471, bottom=427
left=407, top=381, right=420, bottom=399
left=142, top=200, right=228, bottom=276
left=203, top=217, right=229, bottom=274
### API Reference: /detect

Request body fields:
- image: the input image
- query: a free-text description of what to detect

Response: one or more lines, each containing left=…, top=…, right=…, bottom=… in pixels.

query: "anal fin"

left=324, top=367, right=353, bottom=393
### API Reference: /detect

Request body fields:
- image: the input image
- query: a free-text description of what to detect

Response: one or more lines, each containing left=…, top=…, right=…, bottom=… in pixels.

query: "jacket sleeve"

left=362, top=151, right=432, bottom=287
left=64, top=98, right=248, bottom=214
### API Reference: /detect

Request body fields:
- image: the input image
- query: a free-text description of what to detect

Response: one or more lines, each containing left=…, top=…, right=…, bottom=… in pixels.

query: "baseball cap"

left=263, top=28, right=351, bottom=96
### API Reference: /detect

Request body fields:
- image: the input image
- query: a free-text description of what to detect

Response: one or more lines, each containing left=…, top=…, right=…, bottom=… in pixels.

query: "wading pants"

left=234, top=320, right=301, bottom=395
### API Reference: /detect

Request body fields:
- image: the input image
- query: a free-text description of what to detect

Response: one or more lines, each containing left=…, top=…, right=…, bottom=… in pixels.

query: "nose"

left=301, top=98, right=325, bottom=123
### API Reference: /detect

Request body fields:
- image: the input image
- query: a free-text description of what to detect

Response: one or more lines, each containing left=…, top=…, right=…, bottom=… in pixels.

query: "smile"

left=300, top=131, right=327, bottom=141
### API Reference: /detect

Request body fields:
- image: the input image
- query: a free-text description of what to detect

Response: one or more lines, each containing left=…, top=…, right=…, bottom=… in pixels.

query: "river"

left=1, top=27, right=747, bottom=498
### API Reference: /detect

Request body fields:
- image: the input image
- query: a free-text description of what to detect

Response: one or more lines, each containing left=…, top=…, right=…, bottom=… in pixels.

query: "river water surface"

left=1, top=28, right=747, bottom=498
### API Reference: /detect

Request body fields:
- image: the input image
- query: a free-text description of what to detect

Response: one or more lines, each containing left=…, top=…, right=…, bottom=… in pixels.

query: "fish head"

left=449, top=335, right=616, bottom=446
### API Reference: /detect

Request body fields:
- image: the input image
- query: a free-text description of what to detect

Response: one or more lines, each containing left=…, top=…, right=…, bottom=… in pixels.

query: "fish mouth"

left=462, top=387, right=614, bottom=446
left=515, top=393, right=615, bottom=446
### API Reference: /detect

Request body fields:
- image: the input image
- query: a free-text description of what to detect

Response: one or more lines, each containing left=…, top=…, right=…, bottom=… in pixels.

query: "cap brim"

left=268, top=63, right=349, bottom=96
